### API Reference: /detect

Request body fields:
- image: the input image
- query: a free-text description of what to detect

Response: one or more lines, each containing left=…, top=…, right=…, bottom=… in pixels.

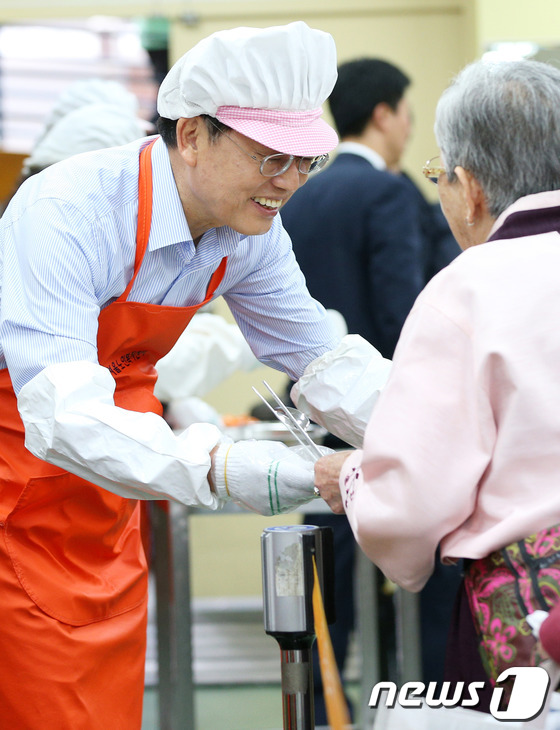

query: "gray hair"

left=435, top=59, right=560, bottom=218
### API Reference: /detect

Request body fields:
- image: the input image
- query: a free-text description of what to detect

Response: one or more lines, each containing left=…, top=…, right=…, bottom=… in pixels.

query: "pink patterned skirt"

left=463, top=524, right=560, bottom=703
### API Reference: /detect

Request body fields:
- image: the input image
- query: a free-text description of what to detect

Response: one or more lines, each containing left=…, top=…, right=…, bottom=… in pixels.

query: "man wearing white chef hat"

left=36, top=77, right=143, bottom=143
left=0, top=21, right=390, bottom=727
left=21, top=102, right=149, bottom=177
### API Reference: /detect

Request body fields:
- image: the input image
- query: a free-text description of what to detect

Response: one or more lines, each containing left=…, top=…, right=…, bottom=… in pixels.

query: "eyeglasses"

left=209, top=119, right=329, bottom=177
left=422, top=156, right=446, bottom=184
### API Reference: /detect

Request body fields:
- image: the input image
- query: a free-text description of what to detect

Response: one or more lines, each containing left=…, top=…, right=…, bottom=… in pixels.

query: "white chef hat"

left=23, top=103, right=147, bottom=175
left=157, top=21, right=338, bottom=157
left=40, top=79, right=141, bottom=138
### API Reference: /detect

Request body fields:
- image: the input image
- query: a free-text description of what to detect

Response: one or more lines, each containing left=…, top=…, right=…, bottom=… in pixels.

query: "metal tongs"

left=252, top=380, right=323, bottom=459
left=251, top=380, right=323, bottom=497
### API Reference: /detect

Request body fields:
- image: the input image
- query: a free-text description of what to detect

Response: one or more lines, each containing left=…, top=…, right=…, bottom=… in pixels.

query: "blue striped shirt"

left=0, top=136, right=339, bottom=394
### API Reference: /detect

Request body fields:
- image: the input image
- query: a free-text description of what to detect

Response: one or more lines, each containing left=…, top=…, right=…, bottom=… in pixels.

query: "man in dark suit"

left=281, top=57, right=461, bottom=726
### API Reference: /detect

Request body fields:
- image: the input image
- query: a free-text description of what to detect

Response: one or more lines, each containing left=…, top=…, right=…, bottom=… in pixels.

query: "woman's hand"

left=314, top=450, right=354, bottom=514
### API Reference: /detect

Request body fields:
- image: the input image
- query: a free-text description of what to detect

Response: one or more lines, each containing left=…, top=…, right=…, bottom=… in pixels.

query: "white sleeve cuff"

left=18, top=360, right=225, bottom=508
left=291, top=334, right=392, bottom=448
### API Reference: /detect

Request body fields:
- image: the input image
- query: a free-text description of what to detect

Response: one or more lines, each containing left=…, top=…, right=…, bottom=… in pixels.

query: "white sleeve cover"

left=290, top=334, right=392, bottom=448
left=17, top=360, right=224, bottom=508
left=153, top=313, right=259, bottom=402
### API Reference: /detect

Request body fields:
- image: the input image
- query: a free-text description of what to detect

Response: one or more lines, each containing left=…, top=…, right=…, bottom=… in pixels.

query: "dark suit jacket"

left=282, top=152, right=458, bottom=358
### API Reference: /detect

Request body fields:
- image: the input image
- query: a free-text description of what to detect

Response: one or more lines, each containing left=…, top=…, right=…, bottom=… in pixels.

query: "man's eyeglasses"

left=422, top=156, right=446, bottom=184
left=209, top=119, right=329, bottom=177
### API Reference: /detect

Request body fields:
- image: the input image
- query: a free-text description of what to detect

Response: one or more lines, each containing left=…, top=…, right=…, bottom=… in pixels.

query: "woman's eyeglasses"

left=422, top=156, right=446, bottom=184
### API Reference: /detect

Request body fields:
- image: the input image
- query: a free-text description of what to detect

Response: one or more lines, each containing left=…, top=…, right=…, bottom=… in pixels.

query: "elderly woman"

left=315, top=58, right=560, bottom=711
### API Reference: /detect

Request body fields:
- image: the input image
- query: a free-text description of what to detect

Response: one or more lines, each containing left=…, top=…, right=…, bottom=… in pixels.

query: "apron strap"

left=203, top=256, right=228, bottom=302
left=118, top=138, right=227, bottom=306
left=118, top=139, right=156, bottom=303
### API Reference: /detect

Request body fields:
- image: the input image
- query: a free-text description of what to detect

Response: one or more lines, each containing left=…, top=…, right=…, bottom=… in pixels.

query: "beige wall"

left=476, top=0, right=560, bottom=46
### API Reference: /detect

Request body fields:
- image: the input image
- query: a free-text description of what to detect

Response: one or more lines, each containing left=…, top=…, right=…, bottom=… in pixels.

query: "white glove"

left=211, top=439, right=333, bottom=516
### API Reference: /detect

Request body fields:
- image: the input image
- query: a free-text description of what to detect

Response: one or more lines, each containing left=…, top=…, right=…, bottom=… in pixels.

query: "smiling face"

left=172, top=117, right=308, bottom=242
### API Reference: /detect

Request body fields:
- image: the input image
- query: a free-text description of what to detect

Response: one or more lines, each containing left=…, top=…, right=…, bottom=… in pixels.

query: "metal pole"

left=152, top=501, right=196, bottom=730
left=169, top=502, right=196, bottom=725
left=357, top=550, right=381, bottom=730
left=395, top=587, right=422, bottom=685
left=280, top=644, right=315, bottom=729
left=152, top=501, right=172, bottom=730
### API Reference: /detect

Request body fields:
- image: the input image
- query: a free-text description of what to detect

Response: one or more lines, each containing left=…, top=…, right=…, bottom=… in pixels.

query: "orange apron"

left=0, top=139, right=226, bottom=729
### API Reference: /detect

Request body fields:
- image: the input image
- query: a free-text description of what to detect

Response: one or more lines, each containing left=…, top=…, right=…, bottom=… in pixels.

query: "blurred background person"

left=22, top=103, right=148, bottom=176
left=281, top=56, right=462, bottom=725
left=138, top=15, right=170, bottom=85
left=36, top=78, right=144, bottom=144
left=1, top=78, right=152, bottom=213
left=283, top=57, right=459, bottom=358
left=137, top=15, right=170, bottom=124
left=155, top=307, right=261, bottom=430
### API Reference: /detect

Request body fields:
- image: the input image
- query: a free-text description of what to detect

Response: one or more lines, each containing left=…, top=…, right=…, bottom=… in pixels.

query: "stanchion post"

left=152, top=501, right=196, bottom=730
left=261, top=525, right=334, bottom=730
left=395, top=587, right=422, bottom=685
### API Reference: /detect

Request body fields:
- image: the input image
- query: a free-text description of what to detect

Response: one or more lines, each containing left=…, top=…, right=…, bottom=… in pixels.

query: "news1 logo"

left=369, top=666, right=551, bottom=721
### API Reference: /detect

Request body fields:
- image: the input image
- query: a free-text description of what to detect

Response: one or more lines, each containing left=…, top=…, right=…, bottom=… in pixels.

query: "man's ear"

left=371, top=102, right=393, bottom=131
left=455, top=166, right=488, bottom=224
left=176, top=117, right=202, bottom=167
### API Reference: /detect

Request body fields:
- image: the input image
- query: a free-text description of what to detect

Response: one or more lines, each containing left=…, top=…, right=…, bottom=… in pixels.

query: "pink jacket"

left=341, top=190, right=560, bottom=592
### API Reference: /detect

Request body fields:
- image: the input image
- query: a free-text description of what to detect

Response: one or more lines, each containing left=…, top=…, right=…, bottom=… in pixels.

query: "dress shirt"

left=341, top=190, right=560, bottom=591
left=335, top=141, right=386, bottom=170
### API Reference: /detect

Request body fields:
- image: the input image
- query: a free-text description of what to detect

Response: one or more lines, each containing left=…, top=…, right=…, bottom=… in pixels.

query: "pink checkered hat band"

left=215, top=105, right=338, bottom=156
left=217, top=106, right=324, bottom=127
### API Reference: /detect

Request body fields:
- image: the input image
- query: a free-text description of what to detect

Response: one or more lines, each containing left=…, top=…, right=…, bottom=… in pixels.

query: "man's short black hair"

left=156, top=115, right=229, bottom=148
left=328, top=58, right=410, bottom=138
left=156, top=116, right=177, bottom=147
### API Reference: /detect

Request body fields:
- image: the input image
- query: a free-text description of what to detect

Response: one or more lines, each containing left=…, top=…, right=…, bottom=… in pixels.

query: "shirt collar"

left=335, top=141, right=387, bottom=171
